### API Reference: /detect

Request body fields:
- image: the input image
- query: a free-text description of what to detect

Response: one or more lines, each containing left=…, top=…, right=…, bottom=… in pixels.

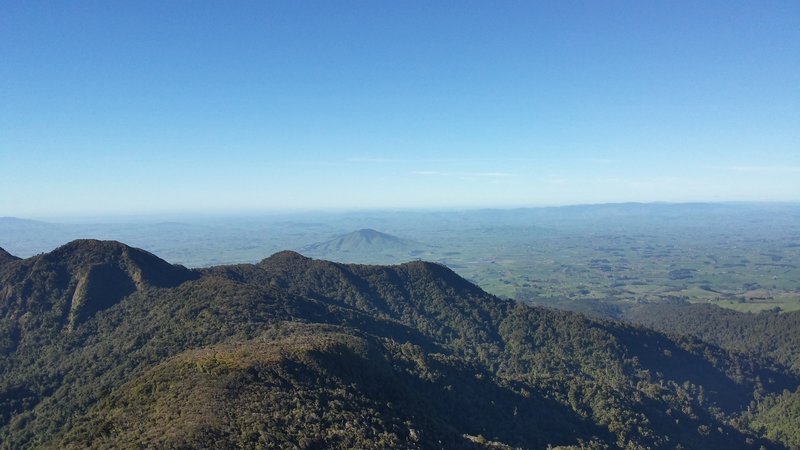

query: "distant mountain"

left=0, top=217, right=53, bottom=226
left=0, top=240, right=796, bottom=449
left=300, top=228, right=429, bottom=262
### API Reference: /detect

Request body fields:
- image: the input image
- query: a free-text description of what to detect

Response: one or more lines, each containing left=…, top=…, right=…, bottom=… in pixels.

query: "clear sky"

left=1, top=1, right=799, bottom=217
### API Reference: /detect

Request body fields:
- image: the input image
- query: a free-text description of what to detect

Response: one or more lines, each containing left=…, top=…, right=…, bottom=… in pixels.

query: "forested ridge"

left=624, top=303, right=800, bottom=447
left=0, top=240, right=798, bottom=449
left=624, top=303, right=800, bottom=373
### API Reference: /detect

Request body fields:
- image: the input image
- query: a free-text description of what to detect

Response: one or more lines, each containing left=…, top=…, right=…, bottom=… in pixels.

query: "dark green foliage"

left=625, top=303, right=800, bottom=373
left=742, top=388, right=800, bottom=448
left=0, top=248, right=19, bottom=266
left=60, top=324, right=606, bottom=449
left=0, top=241, right=797, bottom=449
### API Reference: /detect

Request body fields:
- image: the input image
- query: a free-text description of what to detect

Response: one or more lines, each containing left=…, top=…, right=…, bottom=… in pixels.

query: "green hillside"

left=624, top=303, right=800, bottom=373
left=0, top=240, right=797, bottom=449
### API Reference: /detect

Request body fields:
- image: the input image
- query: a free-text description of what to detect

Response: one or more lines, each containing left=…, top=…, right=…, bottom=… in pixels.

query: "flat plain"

left=3, top=203, right=799, bottom=316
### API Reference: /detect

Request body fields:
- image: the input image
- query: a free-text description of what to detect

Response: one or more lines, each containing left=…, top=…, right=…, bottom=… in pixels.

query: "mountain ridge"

left=0, top=239, right=197, bottom=334
left=0, top=248, right=18, bottom=265
left=0, top=239, right=796, bottom=449
left=624, top=303, right=800, bottom=373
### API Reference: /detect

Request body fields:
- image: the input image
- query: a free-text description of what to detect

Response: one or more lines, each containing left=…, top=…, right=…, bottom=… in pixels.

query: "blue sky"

left=1, top=1, right=799, bottom=217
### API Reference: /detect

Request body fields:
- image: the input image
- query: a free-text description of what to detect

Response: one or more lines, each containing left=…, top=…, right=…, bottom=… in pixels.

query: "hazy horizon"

left=2, top=200, right=798, bottom=224
left=2, top=2, right=799, bottom=217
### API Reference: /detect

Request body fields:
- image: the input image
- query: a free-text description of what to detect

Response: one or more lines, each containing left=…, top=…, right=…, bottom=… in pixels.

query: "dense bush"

left=0, top=241, right=796, bottom=449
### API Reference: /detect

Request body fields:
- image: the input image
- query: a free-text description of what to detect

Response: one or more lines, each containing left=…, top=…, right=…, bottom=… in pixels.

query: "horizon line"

left=5, top=200, right=800, bottom=224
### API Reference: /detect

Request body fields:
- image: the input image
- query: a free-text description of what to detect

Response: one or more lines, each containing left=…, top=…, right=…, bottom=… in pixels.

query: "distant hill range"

left=300, top=228, right=431, bottom=263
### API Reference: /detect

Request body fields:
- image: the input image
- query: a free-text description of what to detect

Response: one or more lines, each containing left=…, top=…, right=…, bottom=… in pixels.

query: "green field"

left=3, top=204, right=800, bottom=316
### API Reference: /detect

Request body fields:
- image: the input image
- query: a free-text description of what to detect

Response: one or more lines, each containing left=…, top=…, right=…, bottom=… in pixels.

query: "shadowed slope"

left=0, top=248, right=18, bottom=265
left=0, top=240, right=197, bottom=333
left=625, top=303, right=800, bottom=373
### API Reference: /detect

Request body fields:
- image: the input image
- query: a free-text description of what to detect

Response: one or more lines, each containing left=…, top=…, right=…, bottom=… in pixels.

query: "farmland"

left=3, top=203, right=799, bottom=316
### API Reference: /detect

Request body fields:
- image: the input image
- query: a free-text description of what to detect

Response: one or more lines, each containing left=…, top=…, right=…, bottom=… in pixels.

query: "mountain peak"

left=259, top=250, right=312, bottom=266
left=52, top=239, right=133, bottom=258
left=3, top=239, right=196, bottom=331
left=395, top=259, right=485, bottom=294
left=300, top=229, right=425, bottom=259
left=355, top=228, right=390, bottom=237
left=45, top=239, right=194, bottom=285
